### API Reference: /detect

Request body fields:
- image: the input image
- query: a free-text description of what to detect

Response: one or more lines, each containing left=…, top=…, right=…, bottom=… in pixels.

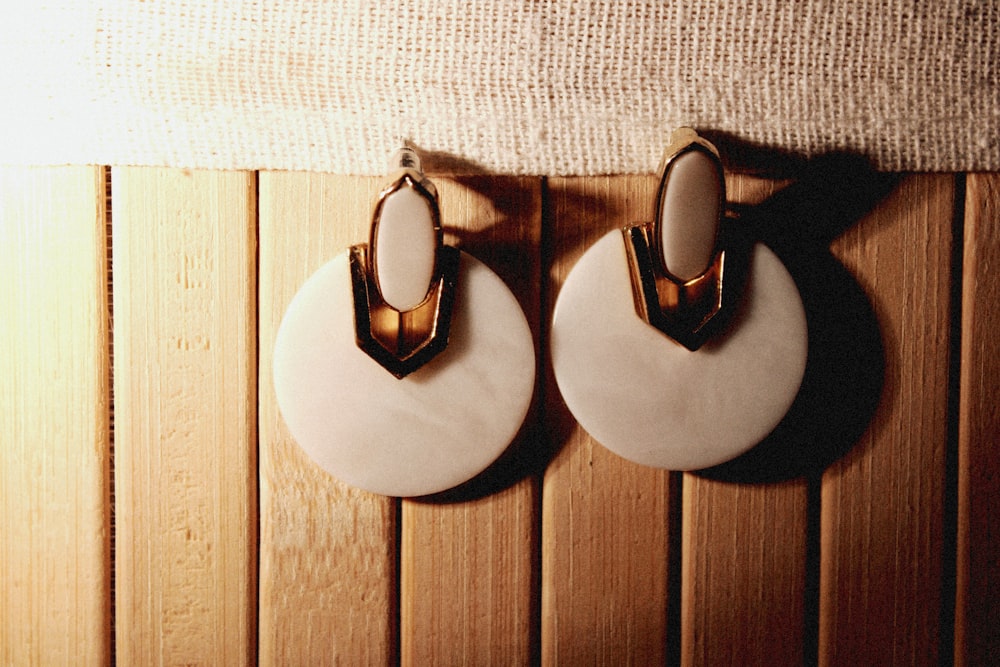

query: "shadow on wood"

left=699, top=152, right=899, bottom=483
left=413, top=173, right=548, bottom=503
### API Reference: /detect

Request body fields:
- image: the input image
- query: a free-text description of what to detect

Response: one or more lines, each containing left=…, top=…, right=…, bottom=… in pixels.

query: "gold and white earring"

left=550, top=128, right=808, bottom=470
left=273, top=148, right=535, bottom=496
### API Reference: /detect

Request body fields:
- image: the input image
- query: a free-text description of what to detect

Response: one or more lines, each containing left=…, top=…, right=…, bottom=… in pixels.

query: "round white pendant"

left=551, top=231, right=808, bottom=471
left=274, top=250, right=535, bottom=497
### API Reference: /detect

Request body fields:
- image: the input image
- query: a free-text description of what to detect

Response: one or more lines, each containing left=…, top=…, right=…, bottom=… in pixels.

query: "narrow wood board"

left=400, top=177, right=542, bottom=666
left=680, top=175, right=809, bottom=666
left=401, top=483, right=538, bottom=666
left=258, top=173, right=398, bottom=665
left=682, top=479, right=808, bottom=664
left=956, top=173, right=1000, bottom=666
left=542, top=175, right=673, bottom=665
left=819, top=175, right=954, bottom=664
left=112, top=168, right=257, bottom=665
left=0, top=167, right=111, bottom=665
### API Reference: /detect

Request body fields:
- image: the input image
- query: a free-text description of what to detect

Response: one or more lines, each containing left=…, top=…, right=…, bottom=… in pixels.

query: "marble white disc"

left=551, top=231, right=808, bottom=470
left=273, top=250, right=535, bottom=497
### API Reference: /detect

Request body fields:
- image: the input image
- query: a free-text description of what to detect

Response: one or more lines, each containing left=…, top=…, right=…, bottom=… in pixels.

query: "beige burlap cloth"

left=1, top=1, right=997, bottom=174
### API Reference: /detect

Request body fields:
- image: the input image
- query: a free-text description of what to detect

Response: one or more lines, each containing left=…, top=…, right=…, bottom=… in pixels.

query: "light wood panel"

left=400, top=177, right=542, bottom=666
left=257, top=173, right=398, bottom=665
left=680, top=175, right=809, bottom=666
left=401, top=485, right=538, bottom=666
left=956, top=173, right=1000, bottom=667
left=542, top=175, right=674, bottom=665
left=0, top=167, right=110, bottom=665
left=112, top=168, right=257, bottom=664
left=3, top=166, right=995, bottom=663
left=819, top=175, right=954, bottom=664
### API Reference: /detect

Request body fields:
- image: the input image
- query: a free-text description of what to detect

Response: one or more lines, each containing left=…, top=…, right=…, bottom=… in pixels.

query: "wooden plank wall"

left=111, top=169, right=257, bottom=664
left=1, top=167, right=110, bottom=665
left=1, top=166, right=997, bottom=665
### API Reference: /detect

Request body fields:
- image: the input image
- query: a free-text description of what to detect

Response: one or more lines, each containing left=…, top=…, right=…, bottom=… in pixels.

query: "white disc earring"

left=273, top=148, right=535, bottom=496
left=550, top=128, right=808, bottom=471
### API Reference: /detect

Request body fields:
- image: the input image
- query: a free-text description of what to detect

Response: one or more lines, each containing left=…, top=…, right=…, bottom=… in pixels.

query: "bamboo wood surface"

left=401, top=484, right=537, bottom=666
left=0, top=167, right=110, bottom=665
left=257, top=173, right=398, bottom=665
left=3, top=167, right=999, bottom=665
left=542, top=175, right=674, bottom=665
left=111, top=168, right=257, bottom=665
left=400, top=177, right=542, bottom=666
left=956, top=173, right=1000, bottom=667
left=680, top=176, right=809, bottom=666
left=819, top=175, right=954, bottom=665
left=682, top=480, right=808, bottom=664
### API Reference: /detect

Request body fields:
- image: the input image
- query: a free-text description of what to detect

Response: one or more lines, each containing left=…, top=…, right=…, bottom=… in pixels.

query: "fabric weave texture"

left=1, top=0, right=997, bottom=174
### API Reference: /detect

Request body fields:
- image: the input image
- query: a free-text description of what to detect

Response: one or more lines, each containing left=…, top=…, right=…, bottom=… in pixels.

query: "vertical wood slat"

left=401, top=486, right=537, bottom=666
left=257, top=173, right=397, bottom=665
left=819, top=175, right=954, bottom=665
left=956, top=173, right=1000, bottom=666
left=400, top=177, right=542, bottom=666
left=112, top=168, right=257, bottom=665
left=542, top=175, right=673, bottom=665
left=682, top=481, right=808, bottom=664
left=0, top=167, right=111, bottom=665
left=680, top=175, right=808, bottom=666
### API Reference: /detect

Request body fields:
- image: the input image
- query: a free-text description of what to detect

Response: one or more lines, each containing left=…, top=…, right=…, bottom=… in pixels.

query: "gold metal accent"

left=351, top=160, right=460, bottom=378
left=623, top=128, right=744, bottom=351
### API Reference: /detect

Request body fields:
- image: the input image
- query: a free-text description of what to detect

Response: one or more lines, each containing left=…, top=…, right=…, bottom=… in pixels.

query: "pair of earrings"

left=273, top=129, right=808, bottom=497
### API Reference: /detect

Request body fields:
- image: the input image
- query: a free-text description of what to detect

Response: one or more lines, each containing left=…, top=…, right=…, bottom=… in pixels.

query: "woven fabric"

left=1, top=0, right=997, bottom=174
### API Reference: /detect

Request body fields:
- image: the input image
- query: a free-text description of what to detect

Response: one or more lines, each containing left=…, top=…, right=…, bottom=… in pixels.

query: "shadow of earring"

left=697, top=153, right=898, bottom=483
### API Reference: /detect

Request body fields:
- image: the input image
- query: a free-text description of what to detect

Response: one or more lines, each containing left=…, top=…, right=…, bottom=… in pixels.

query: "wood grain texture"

left=258, top=173, right=398, bottom=665
left=682, top=480, right=808, bottom=666
left=956, top=173, right=1000, bottom=666
left=401, top=484, right=538, bottom=666
left=0, top=167, right=111, bottom=665
left=819, top=175, right=954, bottom=665
left=111, top=168, right=257, bottom=665
left=3, top=164, right=987, bottom=663
left=400, top=177, right=542, bottom=666
left=680, top=175, right=808, bottom=667
left=542, top=175, right=673, bottom=665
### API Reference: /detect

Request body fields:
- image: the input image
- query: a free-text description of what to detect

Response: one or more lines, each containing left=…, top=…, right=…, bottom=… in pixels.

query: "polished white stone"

left=659, top=149, right=721, bottom=280
left=551, top=231, right=807, bottom=470
left=273, top=250, right=535, bottom=497
left=373, top=186, right=437, bottom=311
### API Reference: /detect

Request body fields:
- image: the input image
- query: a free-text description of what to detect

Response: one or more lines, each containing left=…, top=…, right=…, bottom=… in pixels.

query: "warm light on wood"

left=681, top=176, right=809, bottom=666
left=400, top=176, right=542, bottom=666
left=0, top=166, right=996, bottom=663
left=111, top=167, right=257, bottom=665
left=542, top=175, right=673, bottom=665
left=0, top=166, right=111, bottom=665
left=956, top=173, right=1000, bottom=667
left=257, top=172, right=398, bottom=665
left=820, top=175, right=954, bottom=664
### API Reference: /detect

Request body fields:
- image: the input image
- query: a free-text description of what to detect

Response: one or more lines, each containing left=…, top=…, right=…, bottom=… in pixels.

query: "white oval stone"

left=551, top=230, right=807, bottom=471
left=273, top=250, right=535, bottom=497
left=659, top=149, right=722, bottom=281
left=374, top=186, right=437, bottom=311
